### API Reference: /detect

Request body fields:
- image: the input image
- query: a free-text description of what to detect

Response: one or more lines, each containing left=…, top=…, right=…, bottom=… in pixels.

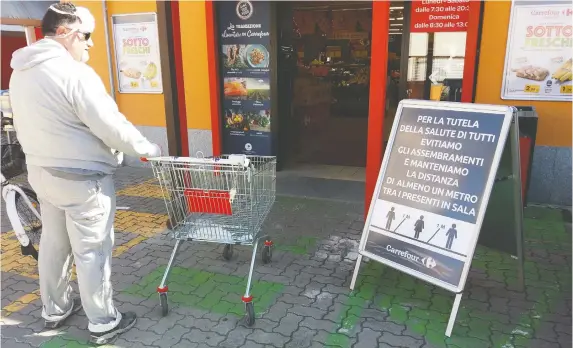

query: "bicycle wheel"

left=14, top=188, right=41, bottom=260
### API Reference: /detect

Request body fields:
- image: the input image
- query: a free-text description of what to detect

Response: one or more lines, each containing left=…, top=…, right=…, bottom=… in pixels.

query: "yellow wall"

left=74, top=1, right=110, bottom=92
left=77, top=0, right=212, bottom=131
left=475, top=1, right=572, bottom=147
left=179, top=1, right=212, bottom=130
left=76, top=0, right=166, bottom=127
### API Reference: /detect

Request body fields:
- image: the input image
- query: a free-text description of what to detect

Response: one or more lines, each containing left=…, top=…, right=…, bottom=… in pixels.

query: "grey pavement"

left=1, top=166, right=571, bottom=348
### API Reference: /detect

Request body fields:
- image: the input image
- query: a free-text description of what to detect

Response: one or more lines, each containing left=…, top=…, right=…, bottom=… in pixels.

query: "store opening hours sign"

left=410, top=0, right=470, bottom=33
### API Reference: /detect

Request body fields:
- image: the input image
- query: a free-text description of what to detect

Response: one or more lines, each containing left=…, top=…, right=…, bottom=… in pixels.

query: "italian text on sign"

left=410, top=0, right=471, bottom=33
left=357, top=100, right=514, bottom=293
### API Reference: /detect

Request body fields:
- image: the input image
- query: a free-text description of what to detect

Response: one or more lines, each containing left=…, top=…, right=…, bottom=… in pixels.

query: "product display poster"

left=217, top=0, right=272, bottom=156
left=501, top=1, right=572, bottom=101
left=359, top=100, right=513, bottom=292
left=111, top=13, right=162, bottom=94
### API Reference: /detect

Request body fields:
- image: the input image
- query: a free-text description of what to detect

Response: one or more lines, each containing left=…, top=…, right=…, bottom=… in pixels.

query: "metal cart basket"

left=142, top=154, right=276, bottom=325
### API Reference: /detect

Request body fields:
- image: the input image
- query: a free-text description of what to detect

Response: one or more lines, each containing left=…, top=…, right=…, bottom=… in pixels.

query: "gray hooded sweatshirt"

left=9, top=39, right=159, bottom=175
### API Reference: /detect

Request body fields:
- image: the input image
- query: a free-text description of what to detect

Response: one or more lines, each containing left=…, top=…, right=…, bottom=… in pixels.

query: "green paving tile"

left=41, top=336, right=91, bottom=348
left=275, top=236, right=318, bottom=255
left=523, top=206, right=564, bottom=221
left=123, top=266, right=284, bottom=316
left=326, top=205, right=571, bottom=348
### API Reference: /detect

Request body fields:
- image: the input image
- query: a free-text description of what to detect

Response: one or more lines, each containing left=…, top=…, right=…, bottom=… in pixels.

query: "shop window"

left=431, top=58, right=465, bottom=80
left=405, top=31, right=468, bottom=101
left=433, top=32, right=466, bottom=57
left=408, top=33, right=428, bottom=56
left=407, top=57, right=426, bottom=82
left=406, top=33, right=429, bottom=83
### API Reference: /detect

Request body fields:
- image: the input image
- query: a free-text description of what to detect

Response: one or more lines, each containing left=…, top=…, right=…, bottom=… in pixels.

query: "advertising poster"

left=217, top=0, right=272, bottom=156
left=112, top=13, right=162, bottom=94
left=501, top=1, right=572, bottom=101
left=359, top=100, right=513, bottom=292
left=410, top=0, right=470, bottom=33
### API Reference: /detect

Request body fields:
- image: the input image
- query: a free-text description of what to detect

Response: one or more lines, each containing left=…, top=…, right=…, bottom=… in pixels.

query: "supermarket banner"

left=218, top=0, right=273, bottom=156
left=501, top=1, right=572, bottom=101
left=112, top=13, right=163, bottom=94
left=410, top=0, right=470, bottom=33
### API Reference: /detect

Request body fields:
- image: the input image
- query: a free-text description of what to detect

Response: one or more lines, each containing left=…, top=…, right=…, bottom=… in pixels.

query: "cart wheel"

left=159, top=293, right=168, bottom=316
left=223, top=244, right=233, bottom=260
left=244, top=302, right=255, bottom=327
left=261, top=245, right=272, bottom=264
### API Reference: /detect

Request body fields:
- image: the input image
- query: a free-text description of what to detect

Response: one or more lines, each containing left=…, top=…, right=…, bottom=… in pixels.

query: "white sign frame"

left=501, top=1, right=573, bottom=101
left=350, top=99, right=514, bottom=336
left=111, top=12, right=163, bottom=94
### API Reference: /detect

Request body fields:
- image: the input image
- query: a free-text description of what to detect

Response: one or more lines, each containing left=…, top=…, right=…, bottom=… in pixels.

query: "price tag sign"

left=130, top=81, right=140, bottom=88
left=560, top=85, right=572, bottom=94
left=524, top=84, right=540, bottom=93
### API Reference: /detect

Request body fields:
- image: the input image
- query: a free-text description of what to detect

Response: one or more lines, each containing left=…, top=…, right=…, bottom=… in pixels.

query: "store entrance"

left=277, top=1, right=373, bottom=177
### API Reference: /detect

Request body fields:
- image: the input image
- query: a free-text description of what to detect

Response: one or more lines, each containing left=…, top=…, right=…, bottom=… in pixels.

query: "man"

left=445, top=224, right=458, bottom=250
left=414, top=215, right=424, bottom=239
left=385, top=207, right=395, bottom=230
left=9, top=3, right=160, bottom=345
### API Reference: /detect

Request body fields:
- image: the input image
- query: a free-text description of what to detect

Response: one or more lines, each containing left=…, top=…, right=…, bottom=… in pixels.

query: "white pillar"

left=23, top=26, right=36, bottom=45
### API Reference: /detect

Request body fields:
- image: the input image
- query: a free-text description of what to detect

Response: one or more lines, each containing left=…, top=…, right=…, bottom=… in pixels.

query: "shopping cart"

left=141, top=154, right=276, bottom=326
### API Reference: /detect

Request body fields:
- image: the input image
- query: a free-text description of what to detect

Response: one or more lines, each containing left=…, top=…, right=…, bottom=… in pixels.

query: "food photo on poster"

left=224, top=78, right=248, bottom=100
left=222, top=44, right=270, bottom=71
left=502, top=1, right=572, bottom=101
left=112, top=13, right=162, bottom=94
left=225, top=109, right=271, bottom=133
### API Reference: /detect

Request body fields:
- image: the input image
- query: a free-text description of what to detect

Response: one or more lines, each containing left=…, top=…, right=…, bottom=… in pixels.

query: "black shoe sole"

left=89, top=317, right=137, bottom=345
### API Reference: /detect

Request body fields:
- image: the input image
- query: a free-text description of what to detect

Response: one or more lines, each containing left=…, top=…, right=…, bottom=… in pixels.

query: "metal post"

left=349, top=254, right=363, bottom=290
left=510, top=112, right=526, bottom=292
left=23, top=26, right=36, bottom=45
left=102, top=0, right=116, bottom=100
left=244, top=239, right=260, bottom=298
left=445, top=293, right=463, bottom=337
left=159, top=239, right=182, bottom=289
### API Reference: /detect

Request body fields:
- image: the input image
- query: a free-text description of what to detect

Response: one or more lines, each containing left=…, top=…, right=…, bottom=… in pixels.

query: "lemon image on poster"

left=119, top=60, right=159, bottom=90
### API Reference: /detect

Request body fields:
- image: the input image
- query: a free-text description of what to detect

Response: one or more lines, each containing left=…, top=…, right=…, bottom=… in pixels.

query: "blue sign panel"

left=359, top=100, right=514, bottom=292
left=217, top=1, right=272, bottom=156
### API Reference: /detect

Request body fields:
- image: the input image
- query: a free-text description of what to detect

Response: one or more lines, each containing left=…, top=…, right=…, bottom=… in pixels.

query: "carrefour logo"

left=422, top=257, right=437, bottom=269
left=386, top=245, right=436, bottom=269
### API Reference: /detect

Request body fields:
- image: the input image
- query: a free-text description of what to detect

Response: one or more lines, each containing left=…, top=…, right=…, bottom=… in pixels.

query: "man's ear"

left=54, top=25, right=68, bottom=36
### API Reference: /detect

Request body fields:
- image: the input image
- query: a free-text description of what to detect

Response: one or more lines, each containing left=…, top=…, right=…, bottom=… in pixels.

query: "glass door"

left=399, top=1, right=470, bottom=103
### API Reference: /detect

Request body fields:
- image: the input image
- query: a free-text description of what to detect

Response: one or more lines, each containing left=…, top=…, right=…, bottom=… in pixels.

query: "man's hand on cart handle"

left=141, top=143, right=162, bottom=162
left=151, top=143, right=162, bottom=157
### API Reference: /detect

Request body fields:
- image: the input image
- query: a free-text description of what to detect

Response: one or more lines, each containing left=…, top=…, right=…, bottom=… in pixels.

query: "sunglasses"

left=80, top=32, right=91, bottom=41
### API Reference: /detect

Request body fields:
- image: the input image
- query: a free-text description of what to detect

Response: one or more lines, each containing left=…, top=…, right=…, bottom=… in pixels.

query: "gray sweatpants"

left=27, top=165, right=122, bottom=333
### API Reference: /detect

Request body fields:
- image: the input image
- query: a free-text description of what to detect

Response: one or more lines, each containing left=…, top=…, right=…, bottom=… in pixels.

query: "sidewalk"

left=1, top=167, right=571, bottom=348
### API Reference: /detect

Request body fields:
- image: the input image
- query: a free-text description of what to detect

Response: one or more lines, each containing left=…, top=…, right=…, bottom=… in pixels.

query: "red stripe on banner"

left=461, top=1, right=482, bottom=102
left=206, top=0, right=222, bottom=156
left=170, top=1, right=189, bottom=156
left=365, top=1, right=391, bottom=217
